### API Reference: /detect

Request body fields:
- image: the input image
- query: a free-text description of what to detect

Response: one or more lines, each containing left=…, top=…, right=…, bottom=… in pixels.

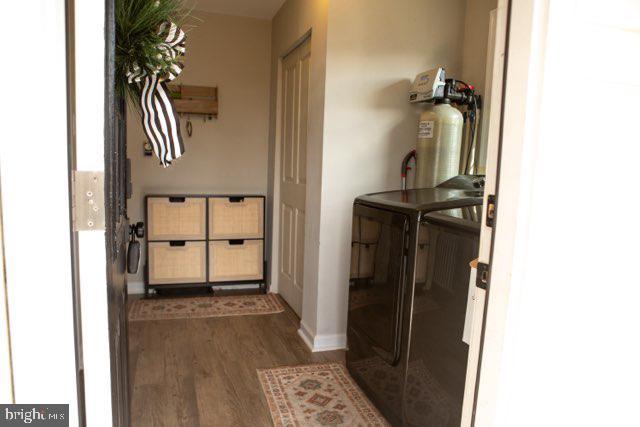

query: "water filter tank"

left=414, top=102, right=464, bottom=188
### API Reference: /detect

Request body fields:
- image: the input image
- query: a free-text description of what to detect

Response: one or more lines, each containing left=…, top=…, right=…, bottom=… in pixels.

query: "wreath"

left=115, top=0, right=191, bottom=166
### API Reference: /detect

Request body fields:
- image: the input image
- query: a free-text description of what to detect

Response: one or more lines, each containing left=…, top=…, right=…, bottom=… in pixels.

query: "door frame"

left=73, top=0, right=117, bottom=424
left=65, top=0, right=87, bottom=422
left=104, top=0, right=131, bottom=424
left=86, top=0, right=547, bottom=423
left=0, top=186, right=13, bottom=404
left=467, top=0, right=551, bottom=424
left=459, top=0, right=511, bottom=425
left=0, top=0, right=87, bottom=423
left=270, top=32, right=312, bottom=300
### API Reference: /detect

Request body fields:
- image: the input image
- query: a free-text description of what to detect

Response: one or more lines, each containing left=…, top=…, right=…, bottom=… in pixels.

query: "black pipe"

left=401, top=149, right=416, bottom=190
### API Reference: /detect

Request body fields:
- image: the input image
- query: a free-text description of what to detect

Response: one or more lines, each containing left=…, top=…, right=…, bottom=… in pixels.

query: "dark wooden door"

left=106, top=1, right=131, bottom=424
left=105, top=97, right=131, bottom=427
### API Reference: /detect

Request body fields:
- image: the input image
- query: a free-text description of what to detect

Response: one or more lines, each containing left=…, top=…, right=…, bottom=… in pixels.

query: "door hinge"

left=486, top=194, right=496, bottom=227
left=476, top=262, right=490, bottom=290
left=72, top=171, right=105, bottom=231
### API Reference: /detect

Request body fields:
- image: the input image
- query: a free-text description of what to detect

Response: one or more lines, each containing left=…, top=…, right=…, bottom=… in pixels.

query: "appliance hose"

left=401, top=149, right=416, bottom=190
left=464, top=97, right=479, bottom=174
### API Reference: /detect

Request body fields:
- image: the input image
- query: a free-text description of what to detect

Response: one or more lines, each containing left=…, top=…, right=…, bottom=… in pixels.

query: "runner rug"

left=128, top=293, right=284, bottom=321
left=257, top=363, right=389, bottom=426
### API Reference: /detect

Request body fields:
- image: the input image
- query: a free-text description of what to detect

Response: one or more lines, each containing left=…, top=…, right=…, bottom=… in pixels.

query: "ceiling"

left=187, top=0, right=286, bottom=19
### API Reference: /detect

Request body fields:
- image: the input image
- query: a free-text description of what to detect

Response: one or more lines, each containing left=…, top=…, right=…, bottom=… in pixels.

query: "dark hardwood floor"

left=128, top=292, right=344, bottom=426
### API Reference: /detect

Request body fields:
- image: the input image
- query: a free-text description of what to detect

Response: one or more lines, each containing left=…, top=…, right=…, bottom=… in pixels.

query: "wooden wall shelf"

left=168, top=84, right=218, bottom=118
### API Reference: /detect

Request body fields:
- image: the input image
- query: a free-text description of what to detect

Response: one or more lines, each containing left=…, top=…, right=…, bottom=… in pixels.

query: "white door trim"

left=270, top=57, right=284, bottom=295
left=0, top=0, right=79, bottom=418
left=473, top=0, right=640, bottom=423
left=0, top=183, right=15, bottom=404
left=277, top=37, right=311, bottom=316
left=74, top=0, right=114, bottom=423
left=460, top=1, right=510, bottom=424
left=270, top=33, right=312, bottom=298
left=471, top=0, right=550, bottom=424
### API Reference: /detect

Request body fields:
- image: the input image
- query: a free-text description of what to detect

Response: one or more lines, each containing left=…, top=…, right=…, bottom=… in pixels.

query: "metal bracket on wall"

left=476, top=262, right=490, bottom=290
left=72, top=171, right=105, bottom=231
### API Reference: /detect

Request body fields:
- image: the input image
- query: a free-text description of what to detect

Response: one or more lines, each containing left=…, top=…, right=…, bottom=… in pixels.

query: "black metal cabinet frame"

left=143, top=194, right=267, bottom=296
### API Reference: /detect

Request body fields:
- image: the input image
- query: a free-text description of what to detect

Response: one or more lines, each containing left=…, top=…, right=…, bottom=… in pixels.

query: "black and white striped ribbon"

left=127, top=22, right=186, bottom=167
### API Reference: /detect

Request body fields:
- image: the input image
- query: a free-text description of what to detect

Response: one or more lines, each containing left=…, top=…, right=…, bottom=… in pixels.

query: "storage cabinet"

left=144, top=195, right=266, bottom=295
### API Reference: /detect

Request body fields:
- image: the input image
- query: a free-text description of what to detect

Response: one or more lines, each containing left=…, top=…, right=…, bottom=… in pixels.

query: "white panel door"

left=278, top=38, right=310, bottom=316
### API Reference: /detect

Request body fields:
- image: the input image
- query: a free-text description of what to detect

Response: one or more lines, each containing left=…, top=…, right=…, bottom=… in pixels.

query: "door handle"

left=127, top=222, right=144, bottom=274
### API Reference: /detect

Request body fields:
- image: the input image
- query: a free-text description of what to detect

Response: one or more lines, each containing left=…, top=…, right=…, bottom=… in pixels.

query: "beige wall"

left=127, top=1, right=497, bottom=343
left=268, top=0, right=329, bottom=345
left=461, top=0, right=499, bottom=106
left=268, top=0, right=497, bottom=348
left=461, top=0, right=499, bottom=172
left=127, top=11, right=271, bottom=291
left=317, top=0, right=468, bottom=342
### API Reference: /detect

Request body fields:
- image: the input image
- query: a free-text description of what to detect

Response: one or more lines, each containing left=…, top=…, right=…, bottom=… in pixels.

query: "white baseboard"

left=128, top=281, right=145, bottom=295
left=298, top=321, right=347, bottom=352
left=298, top=321, right=315, bottom=350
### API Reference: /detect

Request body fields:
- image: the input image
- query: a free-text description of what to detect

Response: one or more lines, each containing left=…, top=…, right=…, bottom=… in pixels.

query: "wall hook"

left=186, top=114, right=193, bottom=137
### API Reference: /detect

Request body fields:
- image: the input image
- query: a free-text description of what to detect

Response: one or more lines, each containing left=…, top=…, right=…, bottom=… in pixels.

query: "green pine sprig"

left=115, top=0, right=192, bottom=112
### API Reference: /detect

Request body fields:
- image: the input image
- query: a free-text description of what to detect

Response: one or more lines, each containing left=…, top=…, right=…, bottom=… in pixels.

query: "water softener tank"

left=414, top=101, right=464, bottom=188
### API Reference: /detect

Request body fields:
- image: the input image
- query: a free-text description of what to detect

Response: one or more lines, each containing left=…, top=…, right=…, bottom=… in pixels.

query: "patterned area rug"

left=349, top=356, right=456, bottom=426
left=257, top=363, right=389, bottom=426
left=128, top=293, right=284, bottom=321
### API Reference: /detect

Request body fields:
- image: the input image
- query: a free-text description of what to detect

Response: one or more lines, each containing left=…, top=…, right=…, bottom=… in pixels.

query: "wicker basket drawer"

left=147, top=197, right=206, bottom=241
left=209, top=197, right=264, bottom=239
left=148, top=241, right=206, bottom=285
left=209, top=240, right=263, bottom=282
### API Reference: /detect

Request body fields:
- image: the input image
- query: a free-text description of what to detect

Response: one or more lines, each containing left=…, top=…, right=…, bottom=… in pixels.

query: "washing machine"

left=346, top=175, right=484, bottom=426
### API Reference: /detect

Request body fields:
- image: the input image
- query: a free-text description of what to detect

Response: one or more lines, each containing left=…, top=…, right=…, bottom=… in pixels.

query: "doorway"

left=99, top=0, right=509, bottom=425
left=277, top=37, right=311, bottom=317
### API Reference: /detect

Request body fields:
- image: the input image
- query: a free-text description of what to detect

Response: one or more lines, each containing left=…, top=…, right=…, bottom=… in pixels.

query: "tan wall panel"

left=127, top=11, right=271, bottom=287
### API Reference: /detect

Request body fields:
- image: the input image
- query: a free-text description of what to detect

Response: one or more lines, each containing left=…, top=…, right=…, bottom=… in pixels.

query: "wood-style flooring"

left=128, top=292, right=344, bottom=426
